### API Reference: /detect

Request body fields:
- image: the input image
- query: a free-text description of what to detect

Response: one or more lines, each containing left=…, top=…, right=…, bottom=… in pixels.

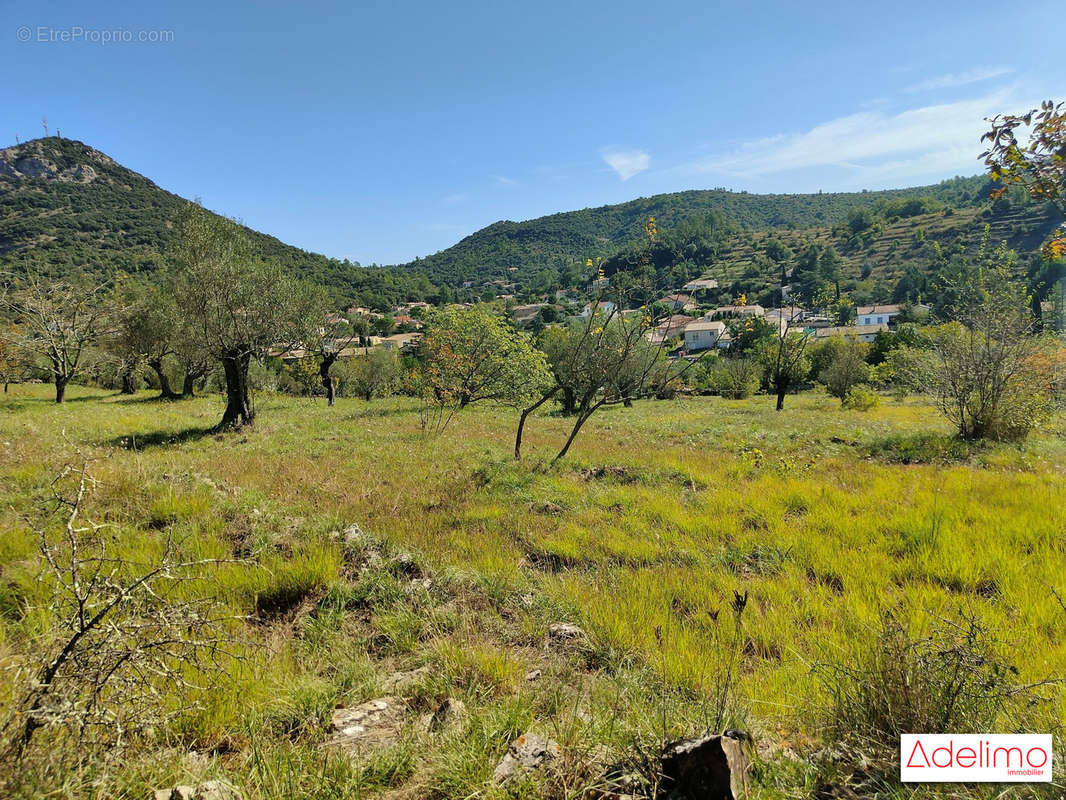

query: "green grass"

left=1, top=383, right=1063, bottom=798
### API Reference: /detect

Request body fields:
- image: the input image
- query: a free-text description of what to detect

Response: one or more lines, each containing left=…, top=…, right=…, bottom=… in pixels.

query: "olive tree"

left=302, top=302, right=360, bottom=406
left=169, top=204, right=322, bottom=429
left=418, top=306, right=551, bottom=432
left=112, top=285, right=181, bottom=399
left=819, top=338, right=870, bottom=405
left=172, top=315, right=212, bottom=398
left=514, top=306, right=669, bottom=462
left=1, top=276, right=112, bottom=403
left=347, top=346, right=401, bottom=401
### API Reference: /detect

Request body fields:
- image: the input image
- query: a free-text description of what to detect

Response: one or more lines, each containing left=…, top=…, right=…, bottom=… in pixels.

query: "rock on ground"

left=326, top=696, right=409, bottom=755
left=659, top=733, right=749, bottom=799
left=548, top=622, right=585, bottom=642
left=151, top=780, right=241, bottom=800
left=420, top=697, right=467, bottom=735
left=381, top=665, right=431, bottom=692
left=493, top=732, right=561, bottom=784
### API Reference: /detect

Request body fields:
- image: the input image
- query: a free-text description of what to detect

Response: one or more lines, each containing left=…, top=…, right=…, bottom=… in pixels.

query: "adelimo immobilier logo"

left=901, top=734, right=1053, bottom=783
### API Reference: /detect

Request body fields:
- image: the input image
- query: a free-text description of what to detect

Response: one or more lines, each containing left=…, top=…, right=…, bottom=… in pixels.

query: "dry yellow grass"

left=1, top=383, right=1063, bottom=798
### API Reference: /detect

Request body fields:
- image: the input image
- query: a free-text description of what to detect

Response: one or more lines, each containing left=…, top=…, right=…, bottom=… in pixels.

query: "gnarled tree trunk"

left=120, top=366, right=137, bottom=395
left=560, top=386, right=577, bottom=414
left=54, top=375, right=68, bottom=404
left=181, top=362, right=208, bottom=397
left=148, top=358, right=180, bottom=400
left=319, top=353, right=337, bottom=406
left=218, top=349, right=254, bottom=429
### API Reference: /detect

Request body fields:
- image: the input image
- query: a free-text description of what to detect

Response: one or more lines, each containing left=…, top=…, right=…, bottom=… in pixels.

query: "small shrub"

left=708, top=358, right=761, bottom=399
left=842, top=386, right=880, bottom=411
left=817, top=610, right=1017, bottom=756
left=819, top=339, right=869, bottom=404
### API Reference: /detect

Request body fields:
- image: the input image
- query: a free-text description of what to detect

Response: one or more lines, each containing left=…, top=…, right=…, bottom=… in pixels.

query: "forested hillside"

left=1, top=137, right=1058, bottom=311
left=0, top=137, right=437, bottom=308
left=397, top=177, right=994, bottom=283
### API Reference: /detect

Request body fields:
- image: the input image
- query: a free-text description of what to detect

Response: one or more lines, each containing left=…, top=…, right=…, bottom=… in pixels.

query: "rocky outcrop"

left=0, top=140, right=114, bottom=184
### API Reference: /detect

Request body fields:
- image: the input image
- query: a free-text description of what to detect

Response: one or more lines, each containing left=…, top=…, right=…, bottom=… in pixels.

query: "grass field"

left=1, top=384, right=1064, bottom=798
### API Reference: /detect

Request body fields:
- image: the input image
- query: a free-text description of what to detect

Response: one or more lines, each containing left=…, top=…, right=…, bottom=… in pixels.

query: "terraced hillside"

left=684, top=202, right=1061, bottom=306
left=396, top=177, right=994, bottom=287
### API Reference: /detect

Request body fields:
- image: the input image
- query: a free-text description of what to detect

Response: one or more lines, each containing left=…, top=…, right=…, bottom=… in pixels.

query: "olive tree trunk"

left=148, top=358, right=180, bottom=400
left=120, top=367, right=137, bottom=395
left=514, top=386, right=558, bottom=459
left=319, top=353, right=337, bottom=406
left=218, top=349, right=254, bottom=429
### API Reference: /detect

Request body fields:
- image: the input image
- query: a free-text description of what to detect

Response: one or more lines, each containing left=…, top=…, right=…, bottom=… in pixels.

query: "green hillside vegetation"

left=1, top=138, right=1059, bottom=315
left=663, top=199, right=1062, bottom=309
left=400, top=176, right=993, bottom=284
left=0, top=138, right=438, bottom=309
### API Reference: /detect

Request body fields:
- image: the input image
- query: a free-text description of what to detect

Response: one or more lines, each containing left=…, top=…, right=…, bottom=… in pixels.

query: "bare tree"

left=1, top=276, right=112, bottom=403
left=0, top=323, right=29, bottom=392
left=0, top=455, right=243, bottom=774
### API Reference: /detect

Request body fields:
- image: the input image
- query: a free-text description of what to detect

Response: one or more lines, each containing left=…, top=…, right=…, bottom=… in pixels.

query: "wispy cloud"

left=904, top=66, right=1013, bottom=94
left=682, top=90, right=1023, bottom=184
left=442, top=192, right=469, bottom=206
left=602, top=148, right=650, bottom=180
left=493, top=175, right=518, bottom=186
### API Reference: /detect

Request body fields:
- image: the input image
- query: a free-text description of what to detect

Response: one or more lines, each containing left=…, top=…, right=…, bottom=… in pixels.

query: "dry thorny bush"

left=0, top=451, right=246, bottom=787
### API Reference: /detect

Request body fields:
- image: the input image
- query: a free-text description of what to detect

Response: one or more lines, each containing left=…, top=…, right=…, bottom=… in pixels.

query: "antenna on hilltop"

left=42, top=116, right=48, bottom=137
left=15, top=134, right=20, bottom=145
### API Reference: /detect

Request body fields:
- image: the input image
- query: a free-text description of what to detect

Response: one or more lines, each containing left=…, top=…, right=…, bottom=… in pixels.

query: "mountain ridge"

left=0, top=137, right=1055, bottom=310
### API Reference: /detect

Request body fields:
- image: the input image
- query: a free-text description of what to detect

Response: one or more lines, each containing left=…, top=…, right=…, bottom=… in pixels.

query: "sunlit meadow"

left=1, top=384, right=1063, bottom=798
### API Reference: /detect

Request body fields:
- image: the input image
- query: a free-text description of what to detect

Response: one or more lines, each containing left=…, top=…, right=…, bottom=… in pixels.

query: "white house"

left=682, top=278, right=719, bottom=292
left=579, top=300, right=616, bottom=318
left=855, top=304, right=901, bottom=326
left=683, top=320, right=727, bottom=352
left=814, top=323, right=888, bottom=343
left=710, top=304, right=765, bottom=319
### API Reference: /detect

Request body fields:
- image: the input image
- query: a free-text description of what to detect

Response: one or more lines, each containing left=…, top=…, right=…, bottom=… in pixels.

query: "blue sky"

left=3, top=0, right=1062, bottom=265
